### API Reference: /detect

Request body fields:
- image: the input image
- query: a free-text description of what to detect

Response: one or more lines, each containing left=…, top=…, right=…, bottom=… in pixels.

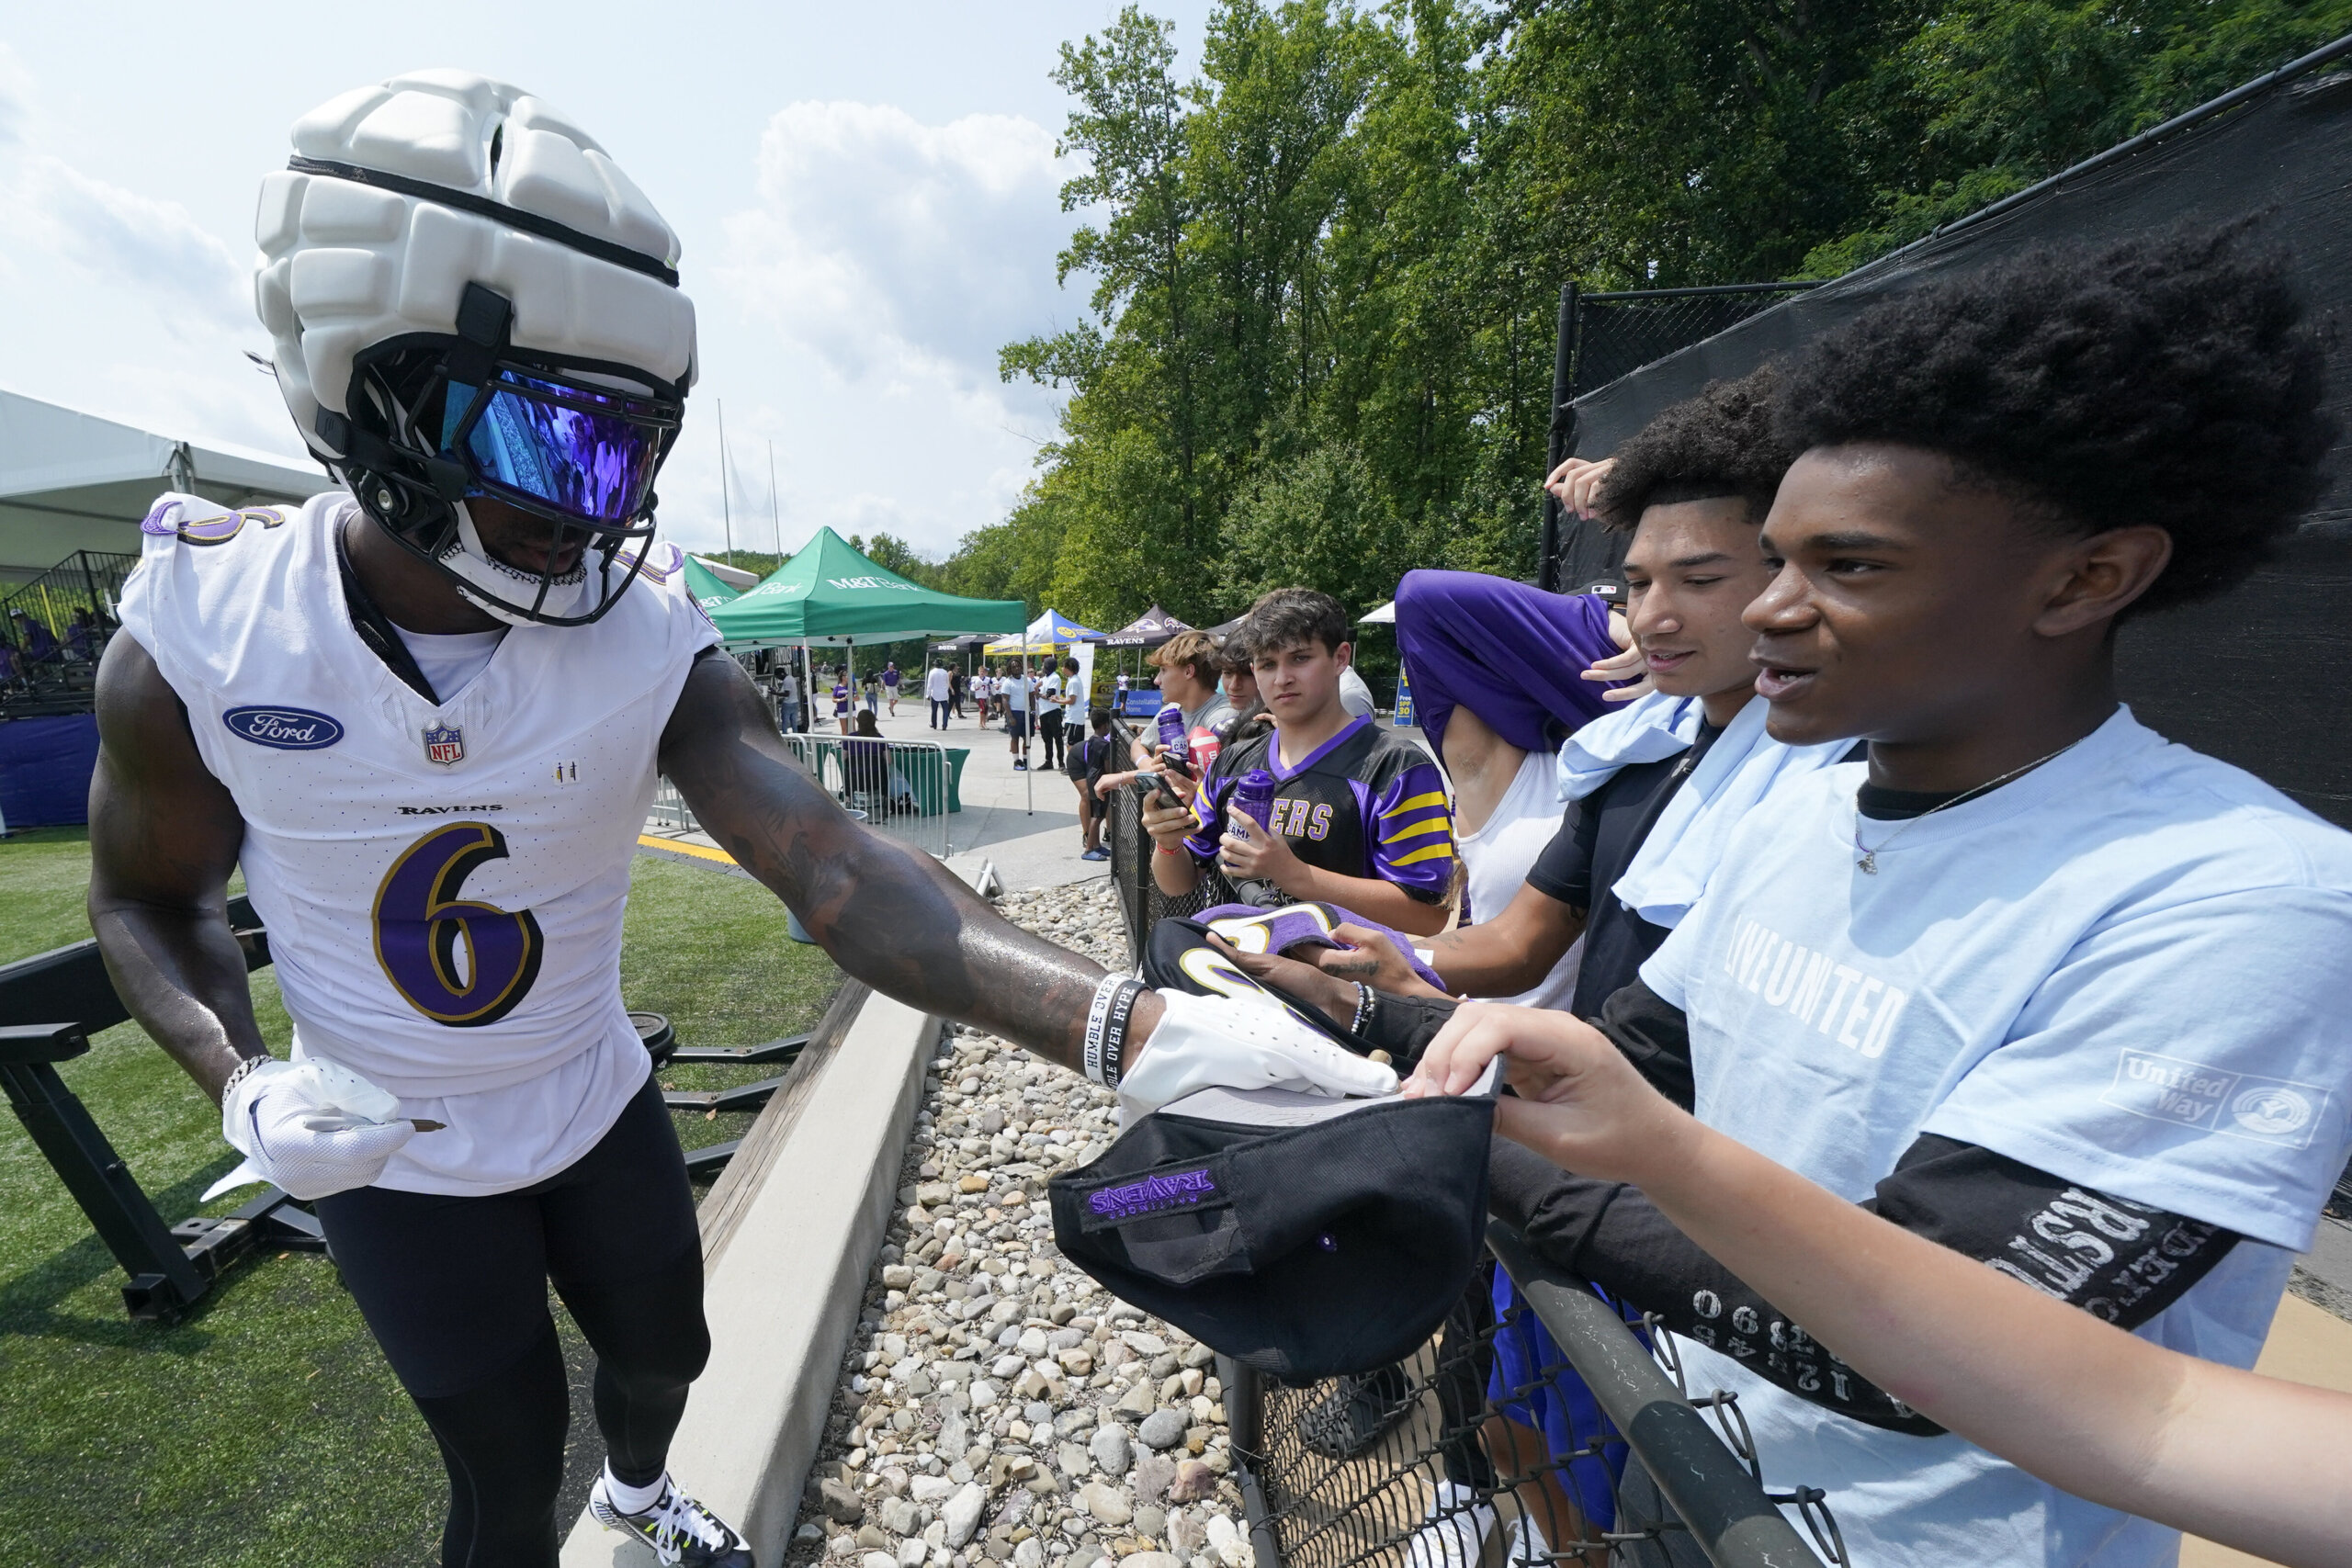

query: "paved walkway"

left=642, top=696, right=1106, bottom=896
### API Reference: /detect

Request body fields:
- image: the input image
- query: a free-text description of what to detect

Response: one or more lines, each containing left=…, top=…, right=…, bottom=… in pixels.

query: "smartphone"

left=1152, top=747, right=1193, bottom=808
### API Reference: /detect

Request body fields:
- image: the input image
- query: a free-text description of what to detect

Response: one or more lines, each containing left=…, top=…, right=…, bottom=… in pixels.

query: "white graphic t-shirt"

left=1639, top=706, right=2352, bottom=1567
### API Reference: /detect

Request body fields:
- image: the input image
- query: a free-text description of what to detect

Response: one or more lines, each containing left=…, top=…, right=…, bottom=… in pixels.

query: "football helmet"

left=254, top=70, right=697, bottom=625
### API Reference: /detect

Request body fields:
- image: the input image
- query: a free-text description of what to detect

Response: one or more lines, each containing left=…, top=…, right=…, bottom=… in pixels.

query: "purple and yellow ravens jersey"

left=1185, top=716, right=1454, bottom=906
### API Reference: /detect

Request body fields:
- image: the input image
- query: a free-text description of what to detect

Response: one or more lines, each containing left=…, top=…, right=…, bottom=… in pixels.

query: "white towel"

left=1554, top=692, right=1701, bottom=801
left=1611, top=697, right=1852, bottom=928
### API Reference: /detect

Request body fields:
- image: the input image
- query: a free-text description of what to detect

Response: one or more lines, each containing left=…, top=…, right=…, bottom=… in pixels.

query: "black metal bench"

left=0, top=897, right=326, bottom=1324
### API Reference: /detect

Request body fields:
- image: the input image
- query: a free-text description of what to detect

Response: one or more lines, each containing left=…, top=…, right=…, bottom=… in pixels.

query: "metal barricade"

left=650, top=777, right=700, bottom=833
left=782, top=734, right=956, bottom=861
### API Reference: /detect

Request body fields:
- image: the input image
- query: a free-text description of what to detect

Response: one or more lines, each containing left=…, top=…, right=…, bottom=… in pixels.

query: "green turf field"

left=0, top=829, right=839, bottom=1564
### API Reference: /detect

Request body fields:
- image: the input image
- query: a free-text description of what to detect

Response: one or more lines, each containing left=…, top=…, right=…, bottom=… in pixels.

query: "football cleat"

left=589, top=1472, right=753, bottom=1567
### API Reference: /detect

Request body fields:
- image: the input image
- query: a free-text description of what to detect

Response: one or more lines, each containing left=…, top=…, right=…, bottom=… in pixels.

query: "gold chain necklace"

left=1853, top=739, right=2082, bottom=874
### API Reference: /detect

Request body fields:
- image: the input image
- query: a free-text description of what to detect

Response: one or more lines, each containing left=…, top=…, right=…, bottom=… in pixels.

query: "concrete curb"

left=560, top=984, right=944, bottom=1565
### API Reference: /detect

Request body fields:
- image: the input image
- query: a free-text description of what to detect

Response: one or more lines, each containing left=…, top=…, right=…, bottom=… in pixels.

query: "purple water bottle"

left=1230, top=767, right=1275, bottom=841
left=1156, top=703, right=1189, bottom=771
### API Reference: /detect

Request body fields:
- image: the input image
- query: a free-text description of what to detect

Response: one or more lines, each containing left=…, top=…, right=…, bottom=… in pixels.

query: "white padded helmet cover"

left=254, top=69, right=696, bottom=457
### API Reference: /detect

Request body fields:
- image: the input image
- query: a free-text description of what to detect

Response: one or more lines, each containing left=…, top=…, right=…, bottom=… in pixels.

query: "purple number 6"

left=371, top=822, right=545, bottom=1027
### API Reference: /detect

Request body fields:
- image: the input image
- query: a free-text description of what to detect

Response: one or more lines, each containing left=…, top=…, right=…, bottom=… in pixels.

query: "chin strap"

left=439, top=502, right=598, bottom=627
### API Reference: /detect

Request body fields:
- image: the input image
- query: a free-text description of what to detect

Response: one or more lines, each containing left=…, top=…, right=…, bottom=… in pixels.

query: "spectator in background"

left=1147, top=590, right=1456, bottom=935
left=1004, top=663, right=1033, bottom=769
left=776, top=664, right=803, bottom=733
left=11, top=609, right=59, bottom=665
left=1036, top=660, right=1068, bottom=771
left=859, top=668, right=881, bottom=715
left=66, top=606, right=104, bottom=662
left=950, top=666, right=967, bottom=719
left=1068, top=708, right=1114, bottom=862
left=1339, top=661, right=1377, bottom=720
left=1129, top=629, right=1232, bottom=775
left=842, top=709, right=892, bottom=807
left=926, top=662, right=953, bottom=729
left=882, top=660, right=902, bottom=716
left=831, top=667, right=852, bottom=734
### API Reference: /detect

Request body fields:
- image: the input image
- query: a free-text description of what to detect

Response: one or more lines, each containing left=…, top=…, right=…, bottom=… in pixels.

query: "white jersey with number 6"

left=118, top=491, right=719, bottom=1193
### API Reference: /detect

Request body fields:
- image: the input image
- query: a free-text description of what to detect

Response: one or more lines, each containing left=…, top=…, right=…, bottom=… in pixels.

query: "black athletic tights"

left=315, top=1077, right=708, bottom=1568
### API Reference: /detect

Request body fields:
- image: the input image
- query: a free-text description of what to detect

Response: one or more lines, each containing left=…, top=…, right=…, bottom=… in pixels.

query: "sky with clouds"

left=0, top=2, right=1213, bottom=563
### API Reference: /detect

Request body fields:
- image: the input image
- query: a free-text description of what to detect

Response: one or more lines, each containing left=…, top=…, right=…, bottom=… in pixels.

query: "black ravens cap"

left=1048, top=1065, right=1498, bottom=1384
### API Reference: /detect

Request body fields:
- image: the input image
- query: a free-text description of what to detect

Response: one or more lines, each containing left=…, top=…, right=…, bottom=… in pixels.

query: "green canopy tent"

left=707, top=526, right=1024, bottom=647
left=680, top=554, right=742, bottom=614
left=706, top=527, right=1037, bottom=809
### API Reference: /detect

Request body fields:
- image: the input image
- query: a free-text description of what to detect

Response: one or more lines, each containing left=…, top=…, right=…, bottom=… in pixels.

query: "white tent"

left=1359, top=599, right=1396, bottom=624
left=693, top=555, right=759, bottom=591
left=0, top=388, right=334, bottom=584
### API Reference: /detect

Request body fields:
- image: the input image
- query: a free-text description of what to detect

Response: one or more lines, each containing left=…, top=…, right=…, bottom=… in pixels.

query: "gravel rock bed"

left=788, top=880, right=1254, bottom=1568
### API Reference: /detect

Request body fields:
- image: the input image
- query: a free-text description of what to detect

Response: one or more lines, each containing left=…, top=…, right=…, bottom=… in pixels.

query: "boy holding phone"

left=1145, top=590, right=1456, bottom=936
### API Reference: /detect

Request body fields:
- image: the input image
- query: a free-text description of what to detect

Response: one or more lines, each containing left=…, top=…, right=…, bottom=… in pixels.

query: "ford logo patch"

left=222, top=705, right=345, bottom=750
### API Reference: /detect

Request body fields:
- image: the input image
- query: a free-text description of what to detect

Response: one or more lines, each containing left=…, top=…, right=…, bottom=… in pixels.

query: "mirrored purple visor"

left=442, top=370, right=677, bottom=529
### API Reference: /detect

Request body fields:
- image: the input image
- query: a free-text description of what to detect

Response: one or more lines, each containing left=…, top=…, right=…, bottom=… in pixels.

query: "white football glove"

left=1116, top=987, right=1399, bottom=1122
left=204, top=1056, right=417, bottom=1201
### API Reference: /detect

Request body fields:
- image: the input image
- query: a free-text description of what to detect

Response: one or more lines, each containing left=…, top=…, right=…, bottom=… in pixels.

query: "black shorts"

left=1008, top=711, right=1031, bottom=740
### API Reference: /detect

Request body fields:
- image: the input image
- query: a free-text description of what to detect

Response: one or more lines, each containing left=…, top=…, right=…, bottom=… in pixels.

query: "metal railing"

left=650, top=739, right=958, bottom=860
left=1219, top=1229, right=1844, bottom=1568
left=781, top=734, right=957, bottom=861
left=1099, top=753, right=1845, bottom=1568
left=0, top=549, right=138, bottom=716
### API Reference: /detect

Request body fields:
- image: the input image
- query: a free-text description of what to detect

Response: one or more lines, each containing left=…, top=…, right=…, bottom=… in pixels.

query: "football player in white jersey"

left=85, top=73, right=1389, bottom=1568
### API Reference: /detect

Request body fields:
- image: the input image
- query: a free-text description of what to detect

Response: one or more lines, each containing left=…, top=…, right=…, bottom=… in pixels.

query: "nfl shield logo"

left=422, top=724, right=465, bottom=766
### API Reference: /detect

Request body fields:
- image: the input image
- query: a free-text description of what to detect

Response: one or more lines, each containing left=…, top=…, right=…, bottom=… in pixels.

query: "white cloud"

left=17, top=157, right=249, bottom=330
left=673, top=99, right=1094, bottom=562
left=0, top=48, right=300, bottom=460
left=720, top=100, right=1086, bottom=397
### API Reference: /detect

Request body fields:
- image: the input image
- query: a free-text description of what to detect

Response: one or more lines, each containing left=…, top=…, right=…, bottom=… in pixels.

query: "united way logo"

left=222, top=705, right=344, bottom=750
left=421, top=724, right=466, bottom=767
left=2100, top=1048, right=2328, bottom=1149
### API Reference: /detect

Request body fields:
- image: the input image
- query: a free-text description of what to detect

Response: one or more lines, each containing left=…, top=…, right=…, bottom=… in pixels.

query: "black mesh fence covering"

left=1569, top=286, right=1823, bottom=405
left=1550, top=38, right=2352, bottom=826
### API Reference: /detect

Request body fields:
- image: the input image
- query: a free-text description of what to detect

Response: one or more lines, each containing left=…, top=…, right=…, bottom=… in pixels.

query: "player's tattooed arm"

left=661, top=652, right=1161, bottom=1072
left=86, top=635, right=273, bottom=1103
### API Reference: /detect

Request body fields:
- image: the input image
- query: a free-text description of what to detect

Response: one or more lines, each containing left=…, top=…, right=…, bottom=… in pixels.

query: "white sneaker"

left=1504, top=1506, right=1555, bottom=1566
left=589, top=1471, right=754, bottom=1566
left=1402, top=1480, right=1498, bottom=1568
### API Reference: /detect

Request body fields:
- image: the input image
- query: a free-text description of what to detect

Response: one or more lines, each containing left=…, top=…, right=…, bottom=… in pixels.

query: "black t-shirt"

left=1525, top=722, right=1724, bottom=1015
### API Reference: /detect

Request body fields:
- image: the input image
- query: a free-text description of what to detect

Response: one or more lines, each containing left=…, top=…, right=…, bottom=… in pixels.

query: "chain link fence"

left=1567, top=284, right=1824, bottom=402
left=1218, top=1228, right=1845, bottom=1568
left=1102, top=715, right=1238, bottom=953
left=1096, top=715, right=1846, bottom=1568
